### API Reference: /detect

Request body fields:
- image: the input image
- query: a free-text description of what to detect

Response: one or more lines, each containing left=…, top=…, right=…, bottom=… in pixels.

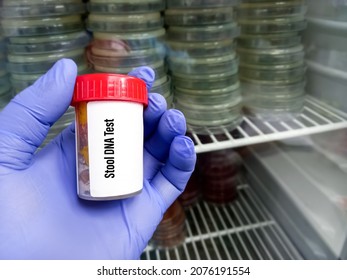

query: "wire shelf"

left=141, top=185, right=302, bottom=260
left=191, top=96, right=347, bottom=154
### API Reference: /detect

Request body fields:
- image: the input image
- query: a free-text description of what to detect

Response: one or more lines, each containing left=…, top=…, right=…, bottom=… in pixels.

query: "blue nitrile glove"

left=0, top=59, right=196, bottom=260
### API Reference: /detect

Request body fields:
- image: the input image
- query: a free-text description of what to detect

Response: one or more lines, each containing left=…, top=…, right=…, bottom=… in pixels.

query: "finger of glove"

left=0, top=59, right=77, bottom=170
left=150, top=136, right=196, bottom=208
left=144, top=109, right=186, bottom=180
left=143, top=93, right=167, bottom=139
left=128, top=66, right=155, bottom=92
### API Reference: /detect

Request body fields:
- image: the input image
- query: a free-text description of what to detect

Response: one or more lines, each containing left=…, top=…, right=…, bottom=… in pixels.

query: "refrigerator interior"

left=1, top=0, right=347, bottom=260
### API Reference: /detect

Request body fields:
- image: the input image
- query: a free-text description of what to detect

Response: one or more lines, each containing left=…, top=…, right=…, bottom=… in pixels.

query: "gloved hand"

left=0, top=59, right=196, bottom=259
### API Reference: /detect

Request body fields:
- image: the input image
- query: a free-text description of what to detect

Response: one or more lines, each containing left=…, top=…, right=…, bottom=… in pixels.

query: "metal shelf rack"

left=191, top=96, right=347, bottom=154
left=141, top=185, right=303, bottom=260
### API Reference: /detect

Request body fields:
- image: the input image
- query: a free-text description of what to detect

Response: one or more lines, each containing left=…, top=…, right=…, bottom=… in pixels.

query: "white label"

left=87, top=101, right=143, bottom=198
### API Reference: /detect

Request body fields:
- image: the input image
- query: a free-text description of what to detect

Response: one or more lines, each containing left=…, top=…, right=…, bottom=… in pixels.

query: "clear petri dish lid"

left=237, top=32, right=301, bottom=49
left=237, top=44, right=305, bottom=65
left=164, top=6, right=234, bottom=26
left=0, top=3, right=86, bottom=18
left=1, top=15, right=83, bottom=37
left=236, top=1, right=307, bottom=19
left=88, top=0, right=165, bottom=14
left=238, top=16, right=307, bottom=34
left=88, top=48, right=164, bottom=68
left=167, top=22, right=240, bottom=42
left=7, top=48, right=85, bottom=64
left=7, top=31, right=91, bottom=54
left=240, top=60, right=304, bottom=71
left=175, top=81, right=240, bottom=96
left=89, top=45, right=165, bottom=58
left=151, top=75, right=172, bottom=95
left=168, top=53, right=239, bottom=75
left=87, top=13, right=163, bottom=33
left=2, top=0, right=82, bottom=5
left=167, top=0, right=240, bottom=8
left=166, top=39, right=235, bottom=57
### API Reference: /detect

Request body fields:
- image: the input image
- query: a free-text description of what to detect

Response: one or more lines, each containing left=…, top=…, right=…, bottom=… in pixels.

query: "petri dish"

left=92, top=28, right=165, bottom=50
left=174, top=82, right=241, bottom=105
left=7, top=31, right=91, bottom=54
left=164, top=7, right=234, bottom=26
left=2, top=0, right=82, bottom=5
left=1, top=15, right=83, bottom=37
left=168, top=52, right=239, bottom=74
left=172, top=70, right=239, bottom=90
left=88, top=48, right=164, bottom=68
left=237, top=44, right=305, bottom=65
left=239, top=64, right=306, bottom=83
left=88, top=0, right=165, bottom=14
left=241, top=79, right=306, bottom=98
left=166, top=23, right=240, bottom=42
left=166, top=0, right=240, bottom=8
left=10, top=63, right=90, bottom=93
left=166, top=39, right=235, bottom=57
left=92, top=59, right=167, bottom=80
left=0, top=3, right=86, bottom=18
left=175, top=81, right=240, bottom=96
left=236, top=1, right=307, bottom=18
left=237, top=32, right=301, bottom=49
left=151, top=75, right=171, bottom=95
left=7, top=48, right=85, bottom=64
left=174, top=96, right=243, bottom=133
left=87, top=13, right=163, bottom=32
left=238, top=16, right=307, bottom=34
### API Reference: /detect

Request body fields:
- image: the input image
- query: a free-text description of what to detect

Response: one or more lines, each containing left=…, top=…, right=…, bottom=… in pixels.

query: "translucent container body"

left=73, top=74, right=148, bottom=200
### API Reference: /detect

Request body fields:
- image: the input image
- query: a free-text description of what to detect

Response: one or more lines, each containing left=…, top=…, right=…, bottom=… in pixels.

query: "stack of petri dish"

left=150, top=200, right=187, bottom=248
left=165, top=0, right=242, bottom=135
left=0, top=0, right=91, bottom=146
left=0, top=25, right=13, bottom=111
left=86, top=0, right=172, bottom=106
left=198, top=149, right=242, bottom=205
left=236, top=0, right=307, bottom=121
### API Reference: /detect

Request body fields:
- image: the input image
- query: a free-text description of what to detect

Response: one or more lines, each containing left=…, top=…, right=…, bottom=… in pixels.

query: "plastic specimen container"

left=166, top=23, right=240, bottom=42
left=87, top=13, right=163, bottom=32
left=164, top=6, right=234, bottom=26
left=72, top=73, right=148, bottom=200
left=88, top=0, right=165, bottom=14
